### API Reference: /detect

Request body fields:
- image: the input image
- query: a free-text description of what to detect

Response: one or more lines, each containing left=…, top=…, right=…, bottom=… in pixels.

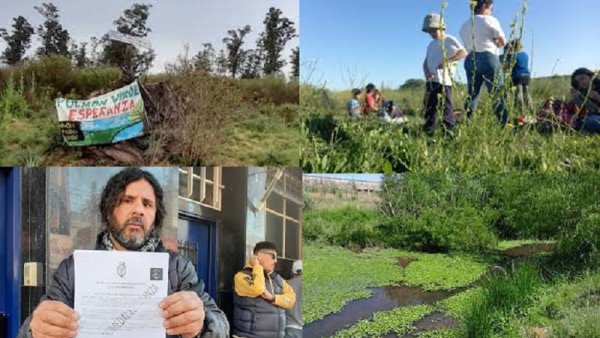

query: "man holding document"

left=18, top=168, right=229, bottom=338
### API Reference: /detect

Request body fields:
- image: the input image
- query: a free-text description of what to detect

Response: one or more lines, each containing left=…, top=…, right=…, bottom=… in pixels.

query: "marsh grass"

left=464, top=263, right=544, bottom=337
left=303, top=244, right=491, bottom=324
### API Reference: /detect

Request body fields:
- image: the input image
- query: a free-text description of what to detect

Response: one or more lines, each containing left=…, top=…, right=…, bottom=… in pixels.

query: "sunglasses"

left=259, top=251, right=277, bottom=260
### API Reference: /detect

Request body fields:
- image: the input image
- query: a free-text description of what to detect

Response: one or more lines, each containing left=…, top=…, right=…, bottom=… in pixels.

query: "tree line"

left=0, top=3, right=299, bottom=79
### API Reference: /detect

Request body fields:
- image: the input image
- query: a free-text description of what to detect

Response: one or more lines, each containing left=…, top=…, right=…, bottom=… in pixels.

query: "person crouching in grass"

left=422, top=13, right=467, bottom=134
left=347, top=88, right=363, bottom=118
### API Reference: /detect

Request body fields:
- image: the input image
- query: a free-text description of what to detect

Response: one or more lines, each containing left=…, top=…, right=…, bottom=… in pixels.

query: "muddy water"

left=303, top=285, right=460, bottom=338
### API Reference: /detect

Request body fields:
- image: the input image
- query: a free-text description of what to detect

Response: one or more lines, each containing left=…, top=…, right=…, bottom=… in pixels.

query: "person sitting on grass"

left=569, top=67, right=600, bottom=133
left=363, top=83, right=378, bottom=116
left=422, top=13, right=467, bottom=134
left=535, top=68, right=600, bottom=133
left=346, top=88, right=363, bottom=118
left=373, top=88, right=384, bottom=111
left=501, top=39, right=533, bottom=114
left=380, top=100, right=405, bottom=124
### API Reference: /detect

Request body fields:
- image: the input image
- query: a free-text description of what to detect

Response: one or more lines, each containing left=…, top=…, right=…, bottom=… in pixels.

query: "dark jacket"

left=232, top=267, right=287, bottom=338
left=18, top=234, right=230, bottom=338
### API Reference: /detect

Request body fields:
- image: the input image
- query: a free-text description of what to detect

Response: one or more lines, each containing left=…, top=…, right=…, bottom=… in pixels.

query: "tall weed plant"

left=0, top=76, right=29, bottom=119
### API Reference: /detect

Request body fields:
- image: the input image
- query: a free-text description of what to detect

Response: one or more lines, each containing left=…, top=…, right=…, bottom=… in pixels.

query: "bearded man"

left=18, top=168, right=229, bottom=338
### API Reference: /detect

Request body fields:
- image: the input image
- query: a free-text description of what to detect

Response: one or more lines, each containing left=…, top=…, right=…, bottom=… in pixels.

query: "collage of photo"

left=0, top=1, right=599, bottom=338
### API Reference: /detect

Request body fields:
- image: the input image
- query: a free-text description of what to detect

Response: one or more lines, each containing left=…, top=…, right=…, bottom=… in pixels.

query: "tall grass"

left=0, top=75, right=28, bottom=118
left=303, top=205, right=380, bottom=248
left=153, top=68, right=242, bottom=165
left=238, top=75, right=298, bottom=105
left=301, top=77, right=600, bottom=173
left=0, top=55, right=121, bottom=99
left=464, top=263, right=543, bottom=338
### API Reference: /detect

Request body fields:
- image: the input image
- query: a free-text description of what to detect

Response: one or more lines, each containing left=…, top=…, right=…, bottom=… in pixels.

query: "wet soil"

left=498, top=243, right=555, bottom=258
left=397, top=257, right=416, bottom=268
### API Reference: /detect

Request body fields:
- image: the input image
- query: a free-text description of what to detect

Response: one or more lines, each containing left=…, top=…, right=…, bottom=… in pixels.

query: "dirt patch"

left=499, top=243, right=555, bottom=258
left=350, top=245, right=364, bottom=254
left=397, top=257, right=416, bottom=268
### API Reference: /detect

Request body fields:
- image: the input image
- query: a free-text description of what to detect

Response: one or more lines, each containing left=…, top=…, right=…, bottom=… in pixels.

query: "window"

left=264, top=168, right=302, bottom=260
left=178, top=167, right=224, bottom=211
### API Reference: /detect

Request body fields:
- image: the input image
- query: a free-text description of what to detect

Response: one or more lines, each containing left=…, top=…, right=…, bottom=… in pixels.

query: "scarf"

left=99, top=230, right=161, bottom=252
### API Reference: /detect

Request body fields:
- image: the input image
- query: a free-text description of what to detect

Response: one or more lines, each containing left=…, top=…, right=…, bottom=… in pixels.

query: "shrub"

left=556, top=208, right=600, bottom=269
left=72, top=67, right=121, bottom=96
left=377, top=204, right=498, bottom=253
left=0, top=76, right=29, bottom=118
left=464, top=264, right=543, bottom=338
left=239, top=75, right=298, bottom=105
left=300, top=84, right=336, bottom=112
left=484, top=174, right=600, bottom=239
left=303, top=206, right=379, bottom=247
left=166, top=70, right=242, bottom=164
left=0, top=55, right=122, bottom=101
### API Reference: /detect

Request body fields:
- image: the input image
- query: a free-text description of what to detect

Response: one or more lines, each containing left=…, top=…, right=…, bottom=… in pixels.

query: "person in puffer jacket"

left=18, top=168, right=229, bottom=338
left=232, top=241, right=296, bottom=338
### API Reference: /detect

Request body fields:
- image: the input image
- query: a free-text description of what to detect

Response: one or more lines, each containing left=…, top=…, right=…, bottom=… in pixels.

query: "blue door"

left=0, top=168, right=21, bottom=338
left=177, top=216, right=218, bottom=301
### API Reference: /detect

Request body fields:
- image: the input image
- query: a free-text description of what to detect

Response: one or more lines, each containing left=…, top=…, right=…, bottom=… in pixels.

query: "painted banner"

left=55, top=81, right=146, bottom=146
left=107, top=30, right=152, bottom=50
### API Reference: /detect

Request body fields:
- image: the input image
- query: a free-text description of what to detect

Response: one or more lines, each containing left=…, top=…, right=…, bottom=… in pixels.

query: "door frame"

left=0, top=168, right=21, bottom=338
left=178, top=212, right=219, bottom=302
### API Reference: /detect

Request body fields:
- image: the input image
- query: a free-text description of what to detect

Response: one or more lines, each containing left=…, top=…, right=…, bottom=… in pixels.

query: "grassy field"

left=0, top=56, right=299, bottom=166
left=301, top=75, right=600, bottom=173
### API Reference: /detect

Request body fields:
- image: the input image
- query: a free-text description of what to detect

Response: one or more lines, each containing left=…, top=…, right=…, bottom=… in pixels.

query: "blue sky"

left=301, top=0, right=600, bottom=90
left=0, top=0, right=299, bottom=74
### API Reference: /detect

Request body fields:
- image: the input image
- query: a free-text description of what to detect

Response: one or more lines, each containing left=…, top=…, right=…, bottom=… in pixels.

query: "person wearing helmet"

left=459, top=0, right=509, bottom=126
left=422, top=13, right=467, bottom=134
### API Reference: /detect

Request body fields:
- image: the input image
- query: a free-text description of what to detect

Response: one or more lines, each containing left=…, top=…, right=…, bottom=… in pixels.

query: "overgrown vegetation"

left=334, top=305, right=435, bottom=338
left=464, top=263, right=544, bottom=337
left=305, top=174, right=600, bottom=261
left=304, top=244, right=490, bottom=324
left=0, top=2, right=299, bottom=165
left=304, top=174, right=600, bottom=337
left=301, top=76, right=600, bottom=172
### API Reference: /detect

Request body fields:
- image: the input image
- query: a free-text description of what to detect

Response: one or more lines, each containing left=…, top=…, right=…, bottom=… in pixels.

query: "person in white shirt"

left=459, top=0, right=509, bottom=126
left=422, top=13, right=467, bottom=134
